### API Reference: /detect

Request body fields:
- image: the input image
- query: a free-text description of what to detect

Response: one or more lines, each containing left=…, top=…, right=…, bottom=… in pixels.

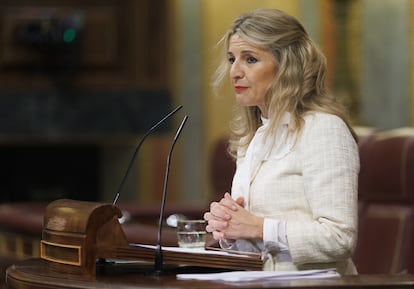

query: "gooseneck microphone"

left=154, top=115, right=189, bottom=275
left=112, top=105, right=183, bottom=205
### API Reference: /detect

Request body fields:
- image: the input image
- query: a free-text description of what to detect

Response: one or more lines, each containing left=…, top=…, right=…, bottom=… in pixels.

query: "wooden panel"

left=0, top=7, right=118, bottom=67
left=0, top=0, right=167, bottom=89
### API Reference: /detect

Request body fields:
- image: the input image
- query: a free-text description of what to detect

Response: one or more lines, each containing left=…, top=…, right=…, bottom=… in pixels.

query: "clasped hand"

left=203, top=192, right=264, bottom=240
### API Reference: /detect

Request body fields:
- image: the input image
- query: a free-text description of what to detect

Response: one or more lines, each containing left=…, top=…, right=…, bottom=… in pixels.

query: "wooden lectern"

left=40, top=199, right=128, bottom=278
left=39, top=199, right=262, bottom=279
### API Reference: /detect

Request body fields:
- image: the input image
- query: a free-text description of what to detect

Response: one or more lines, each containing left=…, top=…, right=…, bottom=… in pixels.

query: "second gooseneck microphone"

left=153, top=115, right=189, bottom=275
left=112, top=105, right=183, bottom=205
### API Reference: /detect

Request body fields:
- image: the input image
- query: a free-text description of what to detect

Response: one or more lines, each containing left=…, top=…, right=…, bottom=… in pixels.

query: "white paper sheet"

left=176, top=269, right=340, bottom=282
left=130, top=244, right=259, bottom=258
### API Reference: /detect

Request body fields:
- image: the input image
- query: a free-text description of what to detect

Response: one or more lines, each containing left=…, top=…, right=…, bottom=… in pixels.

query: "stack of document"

left=176, top=269, right=339, bottom=282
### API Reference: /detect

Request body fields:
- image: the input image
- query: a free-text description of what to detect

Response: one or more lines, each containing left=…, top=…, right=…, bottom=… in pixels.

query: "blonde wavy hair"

left=212, top=9, right=356, bottom=158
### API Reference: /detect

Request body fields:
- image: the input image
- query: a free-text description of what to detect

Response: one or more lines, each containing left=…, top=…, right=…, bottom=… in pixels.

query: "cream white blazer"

left=231, top=112, right=360, bottom=275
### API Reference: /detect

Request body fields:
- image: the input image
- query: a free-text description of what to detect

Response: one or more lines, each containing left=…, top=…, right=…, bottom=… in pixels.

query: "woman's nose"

left=230, top=61, right=243, bottom=80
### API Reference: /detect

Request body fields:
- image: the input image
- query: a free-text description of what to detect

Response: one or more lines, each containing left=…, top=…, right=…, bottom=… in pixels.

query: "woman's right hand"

left=203, top=193, right=244, bottom=240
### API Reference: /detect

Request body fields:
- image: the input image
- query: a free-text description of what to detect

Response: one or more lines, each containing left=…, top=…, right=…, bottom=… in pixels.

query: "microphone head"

left=112, top=105, right=184, bottom=205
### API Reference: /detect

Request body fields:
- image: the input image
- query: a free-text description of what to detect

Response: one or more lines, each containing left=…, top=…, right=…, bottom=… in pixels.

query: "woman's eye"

left=228, top=57, right=235, bottom=64
left=247, top=56, right=257, bottom=64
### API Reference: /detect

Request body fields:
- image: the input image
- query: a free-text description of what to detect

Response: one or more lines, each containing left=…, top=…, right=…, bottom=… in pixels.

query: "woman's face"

left=228, top=34, right=276, bottom=117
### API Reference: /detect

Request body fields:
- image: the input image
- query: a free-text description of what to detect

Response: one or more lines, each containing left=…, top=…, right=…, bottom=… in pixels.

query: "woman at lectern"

left=203, top=9, right=359, bottom=275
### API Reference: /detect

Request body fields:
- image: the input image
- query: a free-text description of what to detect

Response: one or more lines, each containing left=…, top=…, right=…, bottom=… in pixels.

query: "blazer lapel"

left=250, top=159, right=265, bottom=185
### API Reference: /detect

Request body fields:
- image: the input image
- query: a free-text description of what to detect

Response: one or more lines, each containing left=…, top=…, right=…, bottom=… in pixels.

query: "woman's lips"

left=234, top=86, right=248, bottom=93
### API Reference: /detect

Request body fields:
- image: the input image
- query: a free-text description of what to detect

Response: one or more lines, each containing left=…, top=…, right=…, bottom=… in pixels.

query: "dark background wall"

left=0, top=0, right=173, bottom=203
